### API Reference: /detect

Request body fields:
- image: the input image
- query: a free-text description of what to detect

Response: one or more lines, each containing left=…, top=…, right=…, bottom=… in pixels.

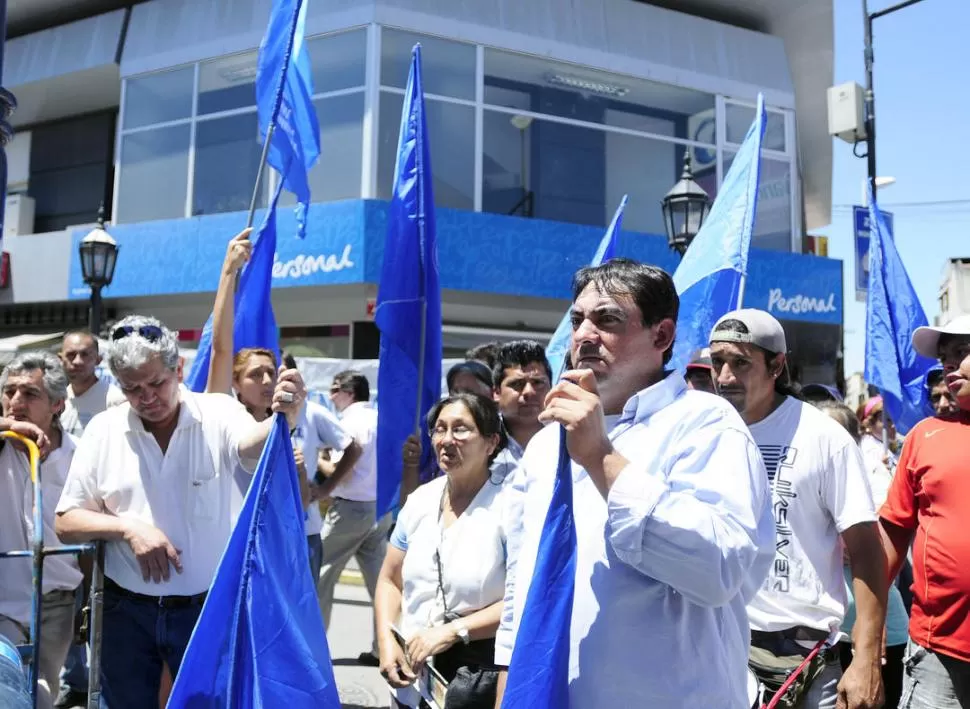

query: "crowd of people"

left=0, top=249, right=968, bottom=709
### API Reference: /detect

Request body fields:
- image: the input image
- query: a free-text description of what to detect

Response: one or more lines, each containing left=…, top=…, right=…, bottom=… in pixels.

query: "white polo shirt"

left=56, top=390, right=259, bottom=596
left=0, top=433, right=83, bottom=625
left=330, top=401, right=377, bottom=502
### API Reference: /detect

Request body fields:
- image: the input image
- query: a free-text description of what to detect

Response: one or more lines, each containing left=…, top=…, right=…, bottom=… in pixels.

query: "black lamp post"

left=79, top=205, right=119, bottom=335
left=661, top=150, right=711, bottom=257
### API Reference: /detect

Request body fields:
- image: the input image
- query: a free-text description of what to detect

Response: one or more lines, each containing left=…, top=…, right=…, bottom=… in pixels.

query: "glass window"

left=193, top=113, right=268, bottom=217
left=378, top=91, right=474, bottom=211
left=198, top=52, right=257, bottom=115
left=117, top=125, right=190, bottom=223
left=723, top=150, right=792, bottom=251
left=279, top=92, right=364, bottom=207
left=725, top=103, right=787, bottom=152
left=482, top=109, right=687, bottom=232
left=307, top=29, right=367, bottom=93
left=380, top=28, right=475, bottom=100
left=123, top=68, right=194, bottom=130
left=484, top=49, right=715, bottom=140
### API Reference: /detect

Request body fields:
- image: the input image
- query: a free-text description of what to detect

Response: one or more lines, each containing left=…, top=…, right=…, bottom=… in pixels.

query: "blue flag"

left=671, top=95, right=766, bottom=370
left=545, top=195, right=628, bottom=379
left=255, top=0, right=320, bottom=239
left=373, top=44, right=443, bottom=517
left=185, top=184, right=282, bottom=393
left=502, top=429, right=575, bottom=708
left=166, top=414, right=340, bottom=708
left=864, top=187, right=935, bottom=433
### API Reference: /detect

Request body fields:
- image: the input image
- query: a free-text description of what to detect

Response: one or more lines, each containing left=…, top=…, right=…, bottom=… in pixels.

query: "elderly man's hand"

left=0, top=418, right=51, bottom=459
left=272, top=365, right=306, bottom=429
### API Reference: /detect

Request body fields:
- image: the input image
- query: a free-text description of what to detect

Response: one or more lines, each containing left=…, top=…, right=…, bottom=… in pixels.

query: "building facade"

left=1, top=0, right=843, bottom=384
left=937, top=257, right=970, bottom=326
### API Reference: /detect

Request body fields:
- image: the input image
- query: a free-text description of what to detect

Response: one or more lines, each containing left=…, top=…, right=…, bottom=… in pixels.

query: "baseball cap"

left=686, top=348, right=713, bottom=371
left=912, top=314, right=970, bottom=359
left=709, top=309, right=788, bottom=354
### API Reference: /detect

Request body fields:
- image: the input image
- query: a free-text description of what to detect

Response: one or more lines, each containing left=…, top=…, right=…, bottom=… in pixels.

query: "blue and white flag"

left=672, top=95, right=766, bottom=370
left=864, top=187, right=935, bottom=433
left=544, top=195, right=628, bottom=379
left=255, top=0, right=320, bottom=239
left=374, top=45, right=443, bottom=517
left=166, top=414, right=340, bottom=708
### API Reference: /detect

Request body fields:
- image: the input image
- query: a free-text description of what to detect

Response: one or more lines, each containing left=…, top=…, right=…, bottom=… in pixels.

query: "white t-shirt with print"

left=746, top=396, right=876, bottom=635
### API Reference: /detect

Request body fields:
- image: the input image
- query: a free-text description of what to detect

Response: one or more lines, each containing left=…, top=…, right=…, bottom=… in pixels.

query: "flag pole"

left=413, top=298, right=427, bottom=434
left=246, top=123, right=276, bottom=229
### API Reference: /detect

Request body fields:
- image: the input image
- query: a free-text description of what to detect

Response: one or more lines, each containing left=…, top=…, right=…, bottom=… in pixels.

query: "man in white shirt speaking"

left=0, top=352, right=82, bottom=709
left=319, top=370, right=391, bottom=666
left=709, top=309, right=886, bottom=709
left=495, top=258, right=775, bottom=707
left=54, top=315, right=307, bottom=709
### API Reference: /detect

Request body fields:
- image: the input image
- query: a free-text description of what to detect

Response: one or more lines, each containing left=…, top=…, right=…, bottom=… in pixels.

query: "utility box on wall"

left=4, top=194, right=35, bottom=238
left=827, top=82, right=866, bottom=143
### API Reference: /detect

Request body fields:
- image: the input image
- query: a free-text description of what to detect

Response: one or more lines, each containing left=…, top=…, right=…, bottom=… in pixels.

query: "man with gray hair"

left=54, top=315, right=307, bottom=709
left=0, top=351, right=83, bottom=709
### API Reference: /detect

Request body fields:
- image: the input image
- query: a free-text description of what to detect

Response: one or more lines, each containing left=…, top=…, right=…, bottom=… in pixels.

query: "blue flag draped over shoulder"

left=184, top=185, right=282, bottom=393
left=671, top=95, right=766, bottom=371
left=374, top=44, right=443, bottom=517
left=255, top=0, right=320, bottom=239
left=544, top=195, right=628, bottom=379
left=166, top=414, right=340, bottom=708
left=502, top=429, right=574, bottom=708
left=864, top=187, right=935, bottom=433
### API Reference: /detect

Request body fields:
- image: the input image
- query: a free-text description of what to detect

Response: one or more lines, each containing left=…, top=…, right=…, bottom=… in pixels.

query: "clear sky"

left=821, top=0, right=970, bottom=376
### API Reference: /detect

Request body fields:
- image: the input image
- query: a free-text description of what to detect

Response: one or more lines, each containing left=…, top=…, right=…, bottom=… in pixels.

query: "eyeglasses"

left=111, top=325, right=165, bottom=343
left=430, top=425, right=475, bottom=442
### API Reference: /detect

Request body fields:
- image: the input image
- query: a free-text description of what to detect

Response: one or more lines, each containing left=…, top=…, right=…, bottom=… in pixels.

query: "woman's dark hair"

left=572, top=258, right=678, bottom=364
left=816, top=401, right=861, bottom=443
left=711, top=318, right=803, bottom=399
left=446, top=360, right=494, bottom=393
left=427, top=393, right=506, bottom=465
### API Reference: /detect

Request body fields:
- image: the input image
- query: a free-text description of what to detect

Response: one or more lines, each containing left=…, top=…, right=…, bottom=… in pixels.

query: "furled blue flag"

left=502, top=429, right=575, bottom=709
left=671, top=95, right=766, bottom=371
left=373, top=45, right=442, bottom=517
left=864, top=187, right=935, bottom=433
left=544, top=195, right=628, bottom=379
left=166, top=414, right=340, bottom=708
left=185, top=184, right=283, bottom=393
left=255, top=0, right=320, bottom=239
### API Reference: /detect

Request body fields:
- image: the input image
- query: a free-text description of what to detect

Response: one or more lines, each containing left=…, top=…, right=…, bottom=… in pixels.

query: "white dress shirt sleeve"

left=216, top=394, right=262, bottom=472
left=494, top=463, right=528, bottom=666
left=310, top=404, right=352, bottom=452
left=606, top=424, right=774, bottom=607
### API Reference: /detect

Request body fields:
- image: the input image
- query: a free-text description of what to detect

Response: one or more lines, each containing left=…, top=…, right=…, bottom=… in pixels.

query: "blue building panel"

left=69, top=199, right=842, bottom=327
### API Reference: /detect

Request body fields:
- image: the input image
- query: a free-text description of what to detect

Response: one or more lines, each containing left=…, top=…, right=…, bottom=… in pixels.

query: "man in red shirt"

left=879, top=314, right=970, bottom=708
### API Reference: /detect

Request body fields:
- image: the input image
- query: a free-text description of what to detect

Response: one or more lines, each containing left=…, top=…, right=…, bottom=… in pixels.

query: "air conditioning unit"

left=5, top=194, right=35, bottom=238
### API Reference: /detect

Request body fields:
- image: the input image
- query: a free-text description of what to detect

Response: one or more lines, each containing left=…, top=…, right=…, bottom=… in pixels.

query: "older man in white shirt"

left=0, top=352, right=83, bottom=709
left=494, top=258, right=775, bottom=707
left=54, top=315, right=306, bottom=709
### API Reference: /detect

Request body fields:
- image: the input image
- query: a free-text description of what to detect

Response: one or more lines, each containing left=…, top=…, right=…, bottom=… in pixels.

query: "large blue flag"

left=671, top=95, right=766, bottom=370
left=373, top=44, right=442, bottom=517
left=255, top=0, right=320, bottom=239
left=864, top=187, right=935, bottom=433
left=185, top=184, right=282, bottom=393
left=544, top=195, right=628, bottom=379
left=502, top=429, right=574, bottom=708
left=166, top=414, right=340, bottom=708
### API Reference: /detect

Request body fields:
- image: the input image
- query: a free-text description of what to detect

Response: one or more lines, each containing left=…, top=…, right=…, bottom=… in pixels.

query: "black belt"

left=104, top=576, right=207, bottom=609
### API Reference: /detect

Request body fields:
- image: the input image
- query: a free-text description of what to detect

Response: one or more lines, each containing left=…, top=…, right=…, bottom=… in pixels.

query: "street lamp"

left=661, top=150, right=711, bottom=257
left=79, top=204, right=119, bottom=334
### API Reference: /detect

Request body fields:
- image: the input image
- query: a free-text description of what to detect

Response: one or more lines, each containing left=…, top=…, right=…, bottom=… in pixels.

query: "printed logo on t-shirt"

left=759, top=444, right=800, bottom=593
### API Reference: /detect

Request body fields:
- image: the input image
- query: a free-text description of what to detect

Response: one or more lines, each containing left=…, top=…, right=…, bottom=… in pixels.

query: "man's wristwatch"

left=453, top=621, right=470, bottom=645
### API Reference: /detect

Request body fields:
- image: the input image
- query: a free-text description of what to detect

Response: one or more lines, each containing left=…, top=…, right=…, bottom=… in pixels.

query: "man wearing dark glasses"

left=54, top=315, right=306, bottom=709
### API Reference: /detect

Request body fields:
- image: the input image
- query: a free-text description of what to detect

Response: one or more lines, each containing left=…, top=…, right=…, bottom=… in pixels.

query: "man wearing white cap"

left=709, top=309, right=887, bottom=709
left=879, top=314, right=970, bottom=708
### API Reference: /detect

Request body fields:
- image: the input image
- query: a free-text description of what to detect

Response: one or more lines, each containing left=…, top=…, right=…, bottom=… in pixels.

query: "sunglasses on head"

left=112, top=325, right=165, bottom=343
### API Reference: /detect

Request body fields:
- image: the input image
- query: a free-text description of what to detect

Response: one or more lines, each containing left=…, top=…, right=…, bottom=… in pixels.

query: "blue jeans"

left=900, top=638, right=970, bottom=708
left=307, top=534, right=323, bottom=584
left=98, top=586, right=203, bottom=709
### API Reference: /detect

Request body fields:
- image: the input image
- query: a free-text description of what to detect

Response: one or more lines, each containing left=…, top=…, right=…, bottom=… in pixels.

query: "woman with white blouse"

left=857, top=396, right=897, bottom=503
left=375, top=393, right=509, bottom=709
